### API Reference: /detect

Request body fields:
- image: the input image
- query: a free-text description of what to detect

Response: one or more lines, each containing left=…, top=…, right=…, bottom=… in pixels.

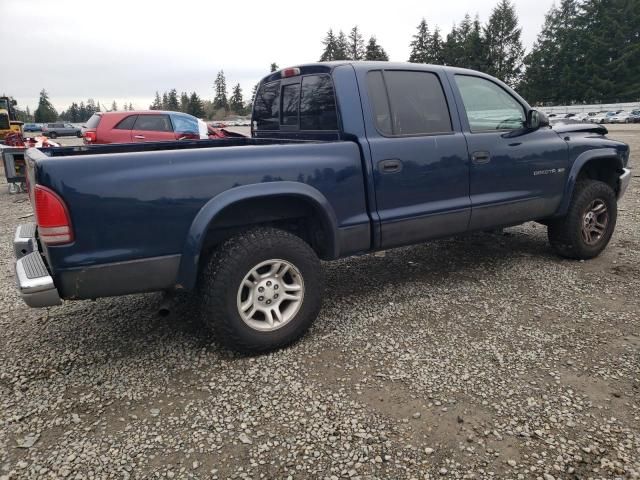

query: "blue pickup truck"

left=14, top=62, right=631, bottom=352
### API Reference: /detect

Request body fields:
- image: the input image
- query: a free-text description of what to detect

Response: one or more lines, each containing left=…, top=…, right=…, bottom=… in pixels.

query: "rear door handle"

left=134, top=135, right=145, bottom=140
left=471, top=151, right=491, bottom=165
left=379, top=159, right=403, bottom=174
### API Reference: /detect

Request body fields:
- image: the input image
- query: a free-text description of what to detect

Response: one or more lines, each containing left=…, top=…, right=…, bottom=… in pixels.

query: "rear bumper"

left=14, top=223, right=61, bottom=308
left=619, top=168, right=631, bottom=199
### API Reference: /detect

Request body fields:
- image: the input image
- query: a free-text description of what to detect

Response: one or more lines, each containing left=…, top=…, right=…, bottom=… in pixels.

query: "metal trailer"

left=1, top=146, right=27, bottom=193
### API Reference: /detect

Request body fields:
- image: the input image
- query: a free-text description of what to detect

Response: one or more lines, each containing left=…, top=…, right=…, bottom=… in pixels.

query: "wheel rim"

left=236, top=259, right=305, bottom=332
left=581, top=199, right=609, bottom=245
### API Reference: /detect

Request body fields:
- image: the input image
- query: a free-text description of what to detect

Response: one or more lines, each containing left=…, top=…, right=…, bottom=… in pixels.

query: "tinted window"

left=172, top=115, right=198, bottom=133
left=455, top=75, right=525, bottom=131
left=85, top=114, right=102, bottom=129
left=133, top=114, right=172, bottom=132
left=281, top=83, right=300, bottom=126
left=254, top=81, right=281, bottom=130
left=367, top=71, right=392, bottom=135
left=299, top=75, right=338, bottom=130
left=380, top=71, right=452, bottom=135
left=0, top=113, right=9, bottom=130
left=115, top=115, right=137, bottom=130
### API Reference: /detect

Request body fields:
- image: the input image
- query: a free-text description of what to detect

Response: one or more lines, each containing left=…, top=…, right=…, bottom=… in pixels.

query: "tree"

left=429, top=27, right=444, bottom=64
left=180, top=92, right=189, bottom=112
left=270, top=62, right=279, bottom=72
left=364, top=36, right=389, bottom=61
left=150, top=91, right=162, bottom=110
left=320, top=29, right=339, bottom=61
left=34, top=89, right=57, bottom=122
left=229, top=83, right=245, bottom=114
left=128, top=102, right=133, bottom=111
left=110, top=100, right=118, bottom=111
left=213, top=70, right=229, bottom=111
left=162, top=92, right=168, bottom=109
left=409, top=18, right=431, bottom=63
left=348, top=26, right=366, bottom=60
left=167, top=89, right=179, bottom=111
left=335, top=30, right=349, bottom=60
left=187, top=92, right=205, bottom=118
left=484, top=0, right=525, bottom=86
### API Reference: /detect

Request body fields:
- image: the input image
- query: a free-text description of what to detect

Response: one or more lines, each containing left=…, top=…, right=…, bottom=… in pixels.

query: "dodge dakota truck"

left=13, top=62, right=631, bottom=353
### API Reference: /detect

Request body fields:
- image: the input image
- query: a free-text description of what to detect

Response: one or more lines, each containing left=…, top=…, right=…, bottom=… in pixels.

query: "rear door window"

left=133, top=114, right=172, bottom=132
left=253, top=81, right=281, bottom=130
left=368, top=70, right=452, bottom=136
left=281, top=83, right=300, bottom=126
left=172, top=115, right=199, bottom=133
left=115, top=115, right=137, bottom=130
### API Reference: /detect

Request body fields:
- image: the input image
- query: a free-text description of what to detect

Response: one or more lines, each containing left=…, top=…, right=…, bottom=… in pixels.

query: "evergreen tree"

left=128, top=102, right=133, bottom=111
left=167, top=89, right=179, bottom=111
left=442, top=24, right=464, bottom=66
left=409, top=19, right=431, bottom=63
left=270, top=62, right=279, bottom=72
left=320, top=29, right=339, bottom=61
left=335, top=30, right=349, bottom=60
left=111, top=100, right=118, bottom=111
left=180, top=92, right=189, bottom=112
left=348, top=26, right=366, bottom=60
left=229, top=83, right=245, bottom=114
left=34, top=89, right=57, bottom=122
left=162, top=92, right=168, bottom=110
left=150, top=91, right=162, bottom=110
left=461, top=14, right=489, bottom=71
left=79, top=101, right=87, bottom=121
left=429, top=27, right=444, bottom=64
left=187, top=92, right=205, bottom=118
left=213, top=70, right=229, bottom=111
left=364, top=36, right=389, bottom=61
left=484, top=0, right=525, bottom=86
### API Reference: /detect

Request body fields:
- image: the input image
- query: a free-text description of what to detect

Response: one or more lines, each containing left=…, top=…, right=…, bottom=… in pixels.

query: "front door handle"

left=134, top=135, right=145, bottom=140
left=471, top=151, right=491, bottom=165
left=379, top=159, right=403, bottom=174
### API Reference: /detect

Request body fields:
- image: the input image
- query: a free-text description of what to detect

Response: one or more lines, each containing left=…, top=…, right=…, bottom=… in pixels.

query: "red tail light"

left=84, top=131, right=97, bottom=143
left=34, top=185, right=73, bottom=245
left=281, top=67, right=301, bottom=78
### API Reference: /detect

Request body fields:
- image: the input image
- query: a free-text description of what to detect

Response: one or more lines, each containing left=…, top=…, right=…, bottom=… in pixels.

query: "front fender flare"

left=175, top=182, right=339, bottom=290
left=555, top=148, right=623, bottom=217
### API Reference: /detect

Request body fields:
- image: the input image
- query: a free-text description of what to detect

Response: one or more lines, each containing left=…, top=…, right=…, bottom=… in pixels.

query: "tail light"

left=34, top=185, right=73, bottom=245
left=84, top=131, right=97, bottom=143
left=281, top=67, right=301, bottom=78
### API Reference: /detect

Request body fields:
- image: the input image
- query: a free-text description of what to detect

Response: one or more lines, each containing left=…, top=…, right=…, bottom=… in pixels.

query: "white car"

left=609, top=111, right=633, bottom=124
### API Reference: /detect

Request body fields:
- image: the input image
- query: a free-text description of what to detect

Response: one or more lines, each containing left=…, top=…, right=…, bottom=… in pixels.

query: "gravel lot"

left=1, top=125, right=639, bottom=479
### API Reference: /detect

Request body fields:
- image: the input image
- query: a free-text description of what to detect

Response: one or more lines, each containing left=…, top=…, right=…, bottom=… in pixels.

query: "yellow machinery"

left=0, top=96, right=23, bottom=142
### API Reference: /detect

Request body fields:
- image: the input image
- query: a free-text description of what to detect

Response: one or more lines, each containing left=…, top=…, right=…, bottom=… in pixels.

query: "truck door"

left=363, top=69, right=471, bottom=249
left=450, top=74, right=568, bottom=230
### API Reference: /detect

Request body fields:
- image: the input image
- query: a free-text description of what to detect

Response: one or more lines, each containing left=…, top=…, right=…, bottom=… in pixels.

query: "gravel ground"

left=1, top=125, right=639, bottom=479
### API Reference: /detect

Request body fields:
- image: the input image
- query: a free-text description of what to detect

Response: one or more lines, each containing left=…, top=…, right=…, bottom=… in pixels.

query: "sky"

left=1, top=0, right=555, bottom=113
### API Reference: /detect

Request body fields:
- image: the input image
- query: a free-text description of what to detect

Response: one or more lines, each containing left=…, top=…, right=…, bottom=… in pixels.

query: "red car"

left=83, top=111, right=239, bottom=144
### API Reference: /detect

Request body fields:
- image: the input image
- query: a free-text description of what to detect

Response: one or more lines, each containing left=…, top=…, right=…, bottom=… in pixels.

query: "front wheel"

left=198, top=227, right=324, bottom=353
left=548, top=180, right=617, bottom=259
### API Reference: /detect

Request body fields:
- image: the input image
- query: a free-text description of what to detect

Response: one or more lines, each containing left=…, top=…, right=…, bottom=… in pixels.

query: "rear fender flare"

left=555, top=148, right=623, bottom=216
left=175, top=182, right=339, bottom=290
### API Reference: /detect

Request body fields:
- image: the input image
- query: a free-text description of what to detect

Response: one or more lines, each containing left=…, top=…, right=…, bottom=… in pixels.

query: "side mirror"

left=527, top=109, right=549, bottom=129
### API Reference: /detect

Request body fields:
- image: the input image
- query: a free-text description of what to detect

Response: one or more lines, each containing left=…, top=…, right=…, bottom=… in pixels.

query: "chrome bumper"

left=618, top=168, right=631, bottom=199
left=14, top=223, right=61, bottom=308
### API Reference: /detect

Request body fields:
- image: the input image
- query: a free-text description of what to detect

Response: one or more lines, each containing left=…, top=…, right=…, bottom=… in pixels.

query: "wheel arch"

left=175, top=182, right=339, bottom=290
left=555, top=149, right=623, bottom=217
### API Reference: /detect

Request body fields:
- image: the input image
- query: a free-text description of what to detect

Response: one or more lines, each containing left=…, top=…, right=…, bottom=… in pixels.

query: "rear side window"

left=368, top=70, right=452, bottom=136
left=133, top=114, right=172, bottom=132
left=0, top=113, right=9, bottom=130
left=254, top=81, right=281, bottom=130
left=85, top=114, right=102, bottom=129
left=115, top=115, right=137, bottom=130
left=299, top=75, right=338, bottom=130
left=172, top=115, right=199, bottom=133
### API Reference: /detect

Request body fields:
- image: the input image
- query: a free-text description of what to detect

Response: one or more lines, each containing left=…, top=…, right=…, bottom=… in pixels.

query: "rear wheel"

left=48, top=132, right=57, bottom=139
left=198, top=227, right=324, bottom=353
left=76, top=131, right=82, bottom=137
left=548, top=180, right=617, bottom=259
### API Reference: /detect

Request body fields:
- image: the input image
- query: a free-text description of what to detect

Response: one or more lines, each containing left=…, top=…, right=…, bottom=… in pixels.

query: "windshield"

left=0, top=99, right=9, bottom=110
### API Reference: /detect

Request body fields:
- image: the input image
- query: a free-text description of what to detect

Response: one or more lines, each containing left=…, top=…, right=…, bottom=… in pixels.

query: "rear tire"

left=548, top=180, right=617, bottom=259
left=76, top=131, right=82, bottom=138
left=48, top=132, right=57, bottom=139
left=198, top=227, right=324, bottom=353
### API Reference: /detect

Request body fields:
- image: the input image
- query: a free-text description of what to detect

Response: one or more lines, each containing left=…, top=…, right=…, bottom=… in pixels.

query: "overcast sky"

left=1, top=0, right=555, bottom=113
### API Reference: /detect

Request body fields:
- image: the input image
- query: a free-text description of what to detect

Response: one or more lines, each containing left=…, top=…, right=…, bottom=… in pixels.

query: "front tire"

left=199, top=227, right=324, bottom=353
left=548, top=180, right=617, bottom=259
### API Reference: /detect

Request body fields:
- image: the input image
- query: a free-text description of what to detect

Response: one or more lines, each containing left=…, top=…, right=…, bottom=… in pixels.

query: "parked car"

left=41, top=123, right=82, bottom=138
left=23, top=123, right=42, bottom=132
left=13, top=61, right=631, bottom=353
left=83, top=111, right=210, bottom=144
left=630, top=110, right=640, bottom=123
left=609, top=111, right=635, bottom=123
left=589, top=111, right=616, bottom=124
